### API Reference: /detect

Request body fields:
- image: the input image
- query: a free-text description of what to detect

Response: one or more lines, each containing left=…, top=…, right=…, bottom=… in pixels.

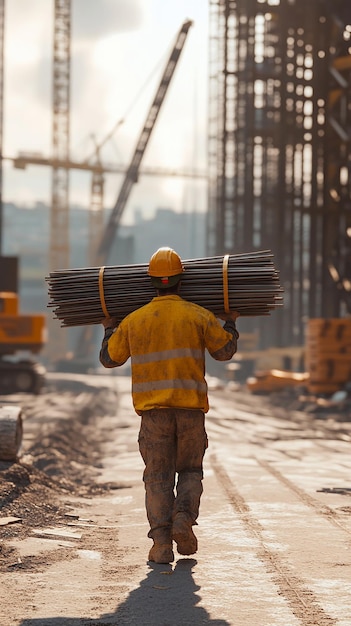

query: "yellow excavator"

left=0, top=256, right=46, bottom=394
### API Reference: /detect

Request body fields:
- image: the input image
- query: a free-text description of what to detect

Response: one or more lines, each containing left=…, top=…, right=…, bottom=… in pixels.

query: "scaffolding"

left=208, top=0, right=351, bottom=348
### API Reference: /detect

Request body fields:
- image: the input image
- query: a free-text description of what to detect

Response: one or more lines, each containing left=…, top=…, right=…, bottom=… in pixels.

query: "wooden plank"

left=32, top=527, right=82, bottom=540
left=0, top=516, right=22, bottom=526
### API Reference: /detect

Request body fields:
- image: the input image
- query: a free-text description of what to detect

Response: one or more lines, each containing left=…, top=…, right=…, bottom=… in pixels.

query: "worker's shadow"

left=19, top=558, right=230, bottom=626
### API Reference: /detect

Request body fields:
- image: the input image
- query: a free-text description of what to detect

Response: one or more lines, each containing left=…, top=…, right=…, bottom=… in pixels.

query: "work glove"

left=101, top=316, right=118, bottom=329
left=217, top=311, right=240, bottom=322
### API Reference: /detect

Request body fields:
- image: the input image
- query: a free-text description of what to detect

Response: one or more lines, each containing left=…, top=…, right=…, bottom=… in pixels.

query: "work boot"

left=148, top=543, right=174, bottom=564
left=172, top=513, right=198, bottom=556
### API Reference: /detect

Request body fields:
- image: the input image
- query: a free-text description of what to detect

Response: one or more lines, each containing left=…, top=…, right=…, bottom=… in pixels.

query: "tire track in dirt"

left=210, top=453, right=338, bottom=626
left=256, top=458, right=351, bottom=537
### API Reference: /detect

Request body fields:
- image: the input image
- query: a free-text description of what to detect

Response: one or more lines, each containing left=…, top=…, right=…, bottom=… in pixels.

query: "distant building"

left=3, top=202, right=206, bottom=315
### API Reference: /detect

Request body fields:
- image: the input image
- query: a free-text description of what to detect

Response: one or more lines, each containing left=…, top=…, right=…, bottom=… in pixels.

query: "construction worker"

left=99, top=247, right=239, bottom=564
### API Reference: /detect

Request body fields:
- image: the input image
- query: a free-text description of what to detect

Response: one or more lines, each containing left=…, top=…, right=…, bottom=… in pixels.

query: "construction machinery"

left=0, top=256, right=46, bottom=394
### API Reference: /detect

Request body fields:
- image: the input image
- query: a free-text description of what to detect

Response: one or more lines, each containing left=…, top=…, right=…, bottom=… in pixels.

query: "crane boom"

left=97, top=19, right=193, bottom=261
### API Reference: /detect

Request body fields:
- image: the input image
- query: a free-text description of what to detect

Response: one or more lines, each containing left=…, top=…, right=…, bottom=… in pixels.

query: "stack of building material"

left=46, top=250, right=283, bottom=327
left=306, top=318, right=351, bottom=394
left=246, top=369, right=309, bottom=393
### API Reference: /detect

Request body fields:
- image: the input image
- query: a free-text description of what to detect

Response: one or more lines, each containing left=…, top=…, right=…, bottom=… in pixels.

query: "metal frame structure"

left=208, top=0, right=351, bottom=348
left=325, top=3, right=351, bottom=315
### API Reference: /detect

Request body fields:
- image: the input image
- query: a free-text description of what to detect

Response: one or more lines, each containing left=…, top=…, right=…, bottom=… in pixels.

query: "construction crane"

left=9, top=19, right=198, bottom=272
left=96, top=18, right=193, bottom=263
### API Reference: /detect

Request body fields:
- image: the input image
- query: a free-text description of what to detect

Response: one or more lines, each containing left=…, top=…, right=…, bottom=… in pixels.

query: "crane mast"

left=51, top=0, right=71, bottom=273
left=48, top=0, right=71, bottom=361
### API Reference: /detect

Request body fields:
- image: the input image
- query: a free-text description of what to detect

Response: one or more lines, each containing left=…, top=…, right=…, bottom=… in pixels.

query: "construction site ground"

left=0, top=372, right=351, bottom=626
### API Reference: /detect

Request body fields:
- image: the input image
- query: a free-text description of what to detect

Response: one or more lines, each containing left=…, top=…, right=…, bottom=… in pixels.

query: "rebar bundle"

left=46, top=250, right=283, bottom=328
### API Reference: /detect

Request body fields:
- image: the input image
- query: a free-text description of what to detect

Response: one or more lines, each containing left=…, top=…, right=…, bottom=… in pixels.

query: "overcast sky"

left=3, top=0, right=208, bottom=223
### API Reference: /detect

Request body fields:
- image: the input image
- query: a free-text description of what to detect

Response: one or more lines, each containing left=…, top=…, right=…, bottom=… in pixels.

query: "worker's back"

left=107, top=294, right=234, bottom=414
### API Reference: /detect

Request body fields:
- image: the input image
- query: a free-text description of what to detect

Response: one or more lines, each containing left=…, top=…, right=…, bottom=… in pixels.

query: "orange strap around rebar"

left=98, top=266, right=110, bottom=318
left=222, top=254, right=230, bottom=313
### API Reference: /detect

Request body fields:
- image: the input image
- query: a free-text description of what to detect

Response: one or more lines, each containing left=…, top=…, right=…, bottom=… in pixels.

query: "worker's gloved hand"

left=217, top=311, right=240, bottom=322
left=101, top=316, right=118, bottom=329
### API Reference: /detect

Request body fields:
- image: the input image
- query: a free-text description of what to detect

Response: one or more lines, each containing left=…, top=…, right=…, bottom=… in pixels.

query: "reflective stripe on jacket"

left=102, top=295, right=237, bottom=414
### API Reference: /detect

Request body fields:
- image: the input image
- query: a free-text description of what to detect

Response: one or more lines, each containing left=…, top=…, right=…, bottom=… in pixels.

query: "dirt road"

left=1, top=373, right=351, bottom=625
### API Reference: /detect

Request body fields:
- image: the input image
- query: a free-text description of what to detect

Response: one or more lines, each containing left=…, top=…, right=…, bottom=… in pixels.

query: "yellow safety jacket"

left=104, top=295, right=236, bottom=415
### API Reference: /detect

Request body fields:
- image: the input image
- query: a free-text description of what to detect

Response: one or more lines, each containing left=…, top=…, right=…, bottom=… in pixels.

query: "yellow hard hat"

left=148, top=247, right=184, bottom=288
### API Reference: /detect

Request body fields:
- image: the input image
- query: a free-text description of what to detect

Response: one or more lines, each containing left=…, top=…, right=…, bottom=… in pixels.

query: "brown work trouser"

left=138, top=408, right=208, bottom=541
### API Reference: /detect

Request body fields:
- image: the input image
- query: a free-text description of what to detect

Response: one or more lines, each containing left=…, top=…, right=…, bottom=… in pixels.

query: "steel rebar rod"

left=46, top=250, right=284, bottom=327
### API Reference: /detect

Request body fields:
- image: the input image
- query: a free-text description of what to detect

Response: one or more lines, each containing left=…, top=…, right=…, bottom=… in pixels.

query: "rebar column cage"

left=207, top=0, right=351, bottom=348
